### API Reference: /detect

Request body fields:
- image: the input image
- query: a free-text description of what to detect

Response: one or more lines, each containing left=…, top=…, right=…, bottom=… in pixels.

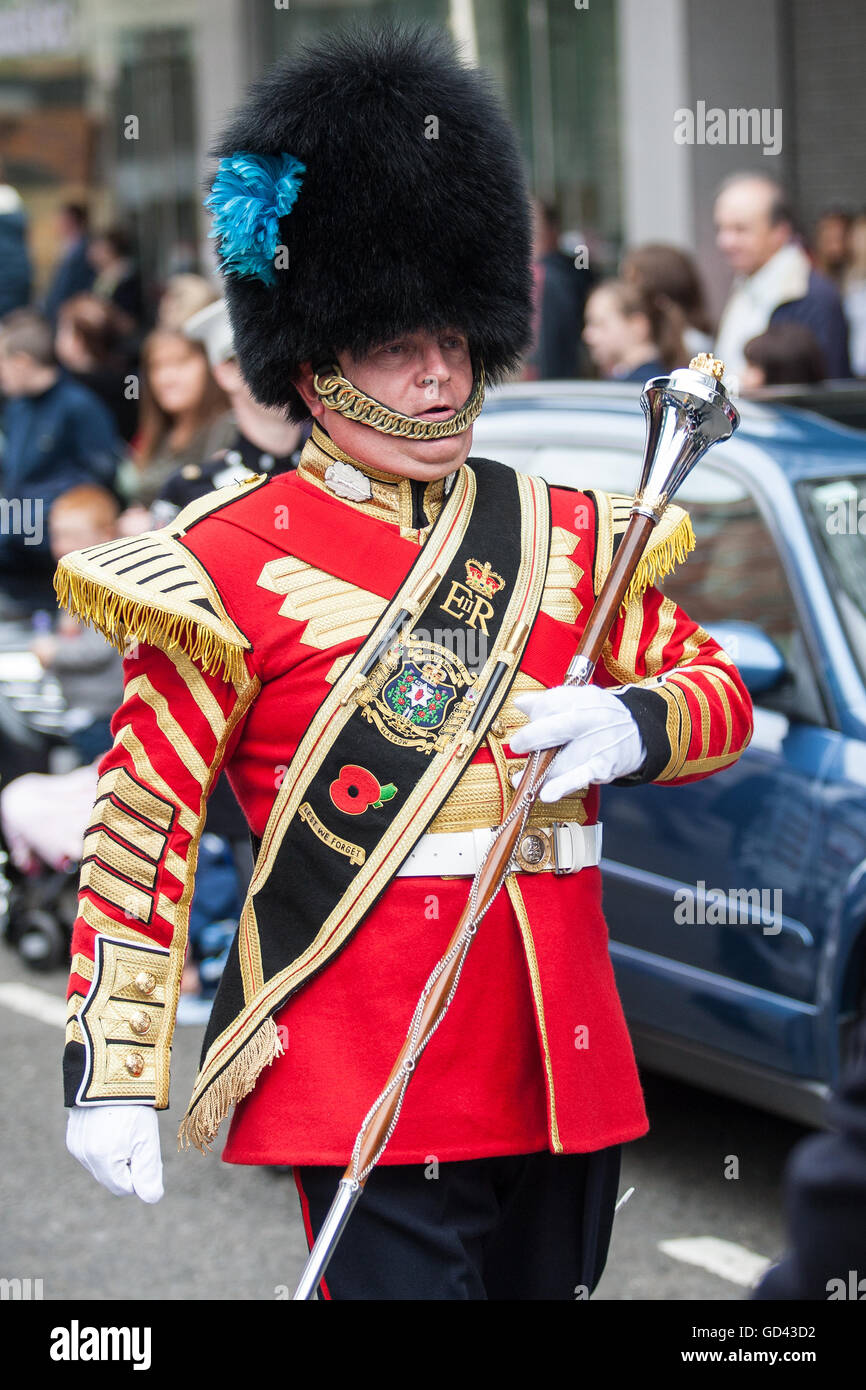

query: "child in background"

left=582, top=278, right=685, bottom=383
left=0, top=486, right=123, bottom=873
left=742, top=323, right=827, bottom=389
left=32, top=485, right=125, bottom=762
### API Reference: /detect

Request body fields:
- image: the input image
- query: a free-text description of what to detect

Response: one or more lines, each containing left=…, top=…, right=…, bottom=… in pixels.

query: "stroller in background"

left=0, top=623, right=80, bottom=969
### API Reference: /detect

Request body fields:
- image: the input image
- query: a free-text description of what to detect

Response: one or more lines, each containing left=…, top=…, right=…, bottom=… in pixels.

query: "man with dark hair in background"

left=714, top=173, right=851, bottom=379
left=524, top=199, right=594, bottom=380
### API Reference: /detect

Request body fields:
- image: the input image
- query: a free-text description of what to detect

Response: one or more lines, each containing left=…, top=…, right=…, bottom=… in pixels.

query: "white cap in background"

left=183, top=297, right=234, bottom=367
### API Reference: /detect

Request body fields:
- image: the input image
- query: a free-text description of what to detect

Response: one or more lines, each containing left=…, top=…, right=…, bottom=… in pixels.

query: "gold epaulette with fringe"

left=587, top=490, right=696, bottom=608
left=53, top=477, right=268, bottom=685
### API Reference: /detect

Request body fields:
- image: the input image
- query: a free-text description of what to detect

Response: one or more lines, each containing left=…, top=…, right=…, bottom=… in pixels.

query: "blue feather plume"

left=205, top=152, right=305, bottom=286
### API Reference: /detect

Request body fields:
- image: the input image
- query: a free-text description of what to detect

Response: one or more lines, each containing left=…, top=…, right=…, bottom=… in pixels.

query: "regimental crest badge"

left=362, top=637, right=476, bottom=754
left=383, top=659, right=456, bottom=731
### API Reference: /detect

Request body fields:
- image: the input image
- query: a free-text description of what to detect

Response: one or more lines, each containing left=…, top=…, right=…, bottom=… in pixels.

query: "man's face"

left=714, top=181, right=789, bottom=277
left=295, top=327, right=476, bottom=480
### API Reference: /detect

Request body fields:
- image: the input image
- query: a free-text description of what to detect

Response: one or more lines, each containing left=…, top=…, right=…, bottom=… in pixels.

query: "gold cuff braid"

left=312, top=362, right=486, bottom=439
left=76, top=936, right=172, bottom=1105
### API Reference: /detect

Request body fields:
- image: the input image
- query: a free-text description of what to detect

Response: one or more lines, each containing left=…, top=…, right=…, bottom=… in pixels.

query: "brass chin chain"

left=311, top=362, right=486, bottom=439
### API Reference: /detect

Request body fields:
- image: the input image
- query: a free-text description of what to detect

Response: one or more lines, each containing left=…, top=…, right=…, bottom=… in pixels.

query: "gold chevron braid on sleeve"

left=54, top=530, right=251, bottom=687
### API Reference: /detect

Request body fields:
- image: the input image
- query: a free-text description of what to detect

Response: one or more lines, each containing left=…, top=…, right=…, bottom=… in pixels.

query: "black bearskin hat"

left=204, top=24, right=533, bottom=421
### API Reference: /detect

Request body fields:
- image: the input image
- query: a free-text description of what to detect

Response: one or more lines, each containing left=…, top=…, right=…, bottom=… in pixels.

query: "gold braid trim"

left=621, top=507, right=696, bottom=609
left=312, top=362, right=486, bottom=439
left=177, top=1016, right=284, bottom=1154
left=53, top=565, right=248, bottom=687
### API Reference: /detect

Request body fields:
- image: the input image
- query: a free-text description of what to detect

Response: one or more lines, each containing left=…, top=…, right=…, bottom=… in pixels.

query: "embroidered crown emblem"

left=420, top=660, right=448, bottom=685
left=464, top=558, right=505, bottom=599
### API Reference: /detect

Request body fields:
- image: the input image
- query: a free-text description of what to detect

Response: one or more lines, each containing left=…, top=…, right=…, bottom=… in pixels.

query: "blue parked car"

left=473, top=381, right=866, bottom=1126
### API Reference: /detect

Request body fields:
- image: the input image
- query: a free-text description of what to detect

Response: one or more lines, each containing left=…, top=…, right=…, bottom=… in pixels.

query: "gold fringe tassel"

left=621, top=509, right=696, bottom=611
left=177, top=1016, right=285, bottom=1154
left=54, top=564, right=247, bottom=687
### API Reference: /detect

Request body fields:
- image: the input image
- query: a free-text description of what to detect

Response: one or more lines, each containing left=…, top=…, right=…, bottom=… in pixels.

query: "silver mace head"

left=632, top=353, right=740, bottom=522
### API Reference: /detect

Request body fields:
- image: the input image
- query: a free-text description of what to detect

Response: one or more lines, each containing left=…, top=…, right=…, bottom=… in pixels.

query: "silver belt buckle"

left=513, top=826, right=553, bottom=873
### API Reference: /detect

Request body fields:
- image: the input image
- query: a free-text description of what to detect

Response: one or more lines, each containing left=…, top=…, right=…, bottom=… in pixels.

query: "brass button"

left=124, top=1051, right=145, bottom=1077
left=490, top=718, right=506, bottom=739
left=129, top=1010, right=151, bottom=1036
left=134, top=970, right=156, bottom=996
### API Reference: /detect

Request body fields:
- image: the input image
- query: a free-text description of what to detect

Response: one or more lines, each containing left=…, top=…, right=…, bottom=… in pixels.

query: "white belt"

left=396, top=821, right=603, bottom=877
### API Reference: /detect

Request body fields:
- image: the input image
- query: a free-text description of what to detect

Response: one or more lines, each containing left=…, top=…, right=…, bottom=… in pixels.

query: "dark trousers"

left=294, top=1146, right=622, bottom=1300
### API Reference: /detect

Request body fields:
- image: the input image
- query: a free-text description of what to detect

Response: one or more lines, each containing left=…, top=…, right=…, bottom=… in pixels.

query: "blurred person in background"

left=522, top=199, right=592, bottom=380
left=0, top=484, right=124, bottom=874
left=742, top=323, right=826, bottom=389
left=32, top=486, right=125, bottom=763
left=87, top=225, right=144, bottom=337
left=0, top=308, right=120, bottom=613
left=843, top=213, right=866, bottom=378
left=621, top=242, right=713, bottom=359
left=153, top=298, right=306, bottom=526
left=156, top=273, right=219, bottom=332
left=41, top=203, right=95, bottom=326
left=55, top=294, right=140, bottom=443
left=812, top=208, right=852, bottom=287
left=582, top=278, right=684, bottom=383
left=714, top=173, right=851, bottom=379
left=0, top=161, right=32, bottom=323
left=116, top=326, right=234, bottom=516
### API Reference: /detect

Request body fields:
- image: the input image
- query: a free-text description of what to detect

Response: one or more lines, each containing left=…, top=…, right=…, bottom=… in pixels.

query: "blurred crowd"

left=0, top=178, right=310, bottom=616
left=527, top=173, right=866, bottom=389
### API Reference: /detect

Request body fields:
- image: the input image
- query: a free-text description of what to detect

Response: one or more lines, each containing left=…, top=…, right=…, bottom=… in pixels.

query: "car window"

left=658, top=497, right=799, bottom=660
left=801, top=477, right=866, bottom=688
left=488, top=440, right=797, bottom=657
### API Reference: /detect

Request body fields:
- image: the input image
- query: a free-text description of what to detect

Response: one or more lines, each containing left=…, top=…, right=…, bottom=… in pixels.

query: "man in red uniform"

left=62, top=25, right=753, bottom=1299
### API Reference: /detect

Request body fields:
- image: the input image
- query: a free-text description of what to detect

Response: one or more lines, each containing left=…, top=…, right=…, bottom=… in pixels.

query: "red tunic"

left=61, top=443, right=753, bottom=1165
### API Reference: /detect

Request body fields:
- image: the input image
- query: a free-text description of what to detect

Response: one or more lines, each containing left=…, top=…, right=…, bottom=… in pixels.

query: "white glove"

left=66, top=1103, right=164, bottom=1203
left=509, top=684, right=647, bottom=802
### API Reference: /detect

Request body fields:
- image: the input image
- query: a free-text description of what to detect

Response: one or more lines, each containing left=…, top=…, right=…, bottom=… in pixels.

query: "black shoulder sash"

left=180, top=460, right=550, bottom=1149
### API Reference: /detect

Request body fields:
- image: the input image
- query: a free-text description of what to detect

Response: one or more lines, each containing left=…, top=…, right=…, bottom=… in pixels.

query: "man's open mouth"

left=416, top=403, right=456, bottom=420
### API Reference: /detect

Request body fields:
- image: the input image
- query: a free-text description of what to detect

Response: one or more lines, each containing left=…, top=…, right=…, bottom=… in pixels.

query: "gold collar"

left=297, top=423, right=452, bottom=542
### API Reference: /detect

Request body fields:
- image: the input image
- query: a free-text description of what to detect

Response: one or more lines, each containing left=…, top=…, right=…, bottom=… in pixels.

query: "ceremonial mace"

left=293, top=354, right=739, bottom=1300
